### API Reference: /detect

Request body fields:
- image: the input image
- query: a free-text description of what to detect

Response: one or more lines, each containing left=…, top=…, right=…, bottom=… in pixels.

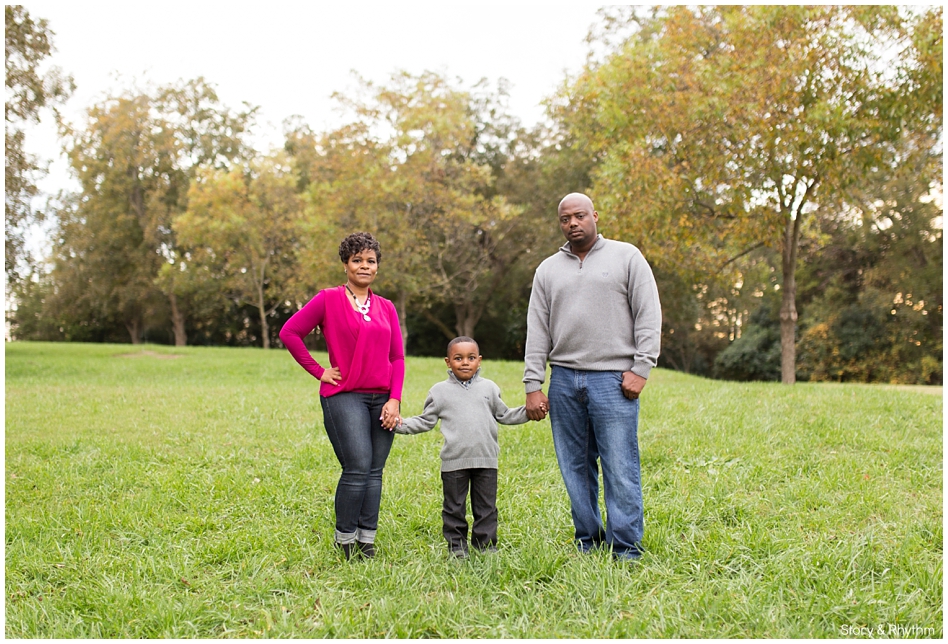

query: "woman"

left=279, top=232, right=404, bottom=560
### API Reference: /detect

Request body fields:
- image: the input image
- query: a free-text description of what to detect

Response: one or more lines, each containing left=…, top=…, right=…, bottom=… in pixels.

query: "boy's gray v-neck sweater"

left=395, top=370, right=528, bottom=472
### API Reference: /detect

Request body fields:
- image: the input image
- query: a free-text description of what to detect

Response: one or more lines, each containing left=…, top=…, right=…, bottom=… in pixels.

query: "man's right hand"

left=319, top=366, right=342, bottom=386
left=526, top=390, right=549, bottom=421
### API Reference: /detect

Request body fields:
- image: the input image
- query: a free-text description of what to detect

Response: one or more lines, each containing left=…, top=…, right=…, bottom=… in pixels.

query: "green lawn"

left=5, top=342, right=943, bottom=637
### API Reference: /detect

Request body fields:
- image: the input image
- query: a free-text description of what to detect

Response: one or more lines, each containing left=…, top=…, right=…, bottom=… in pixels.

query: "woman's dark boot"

left=336, top=542, right=354, bottom=560
left=356, top=541, right=376, bottom=558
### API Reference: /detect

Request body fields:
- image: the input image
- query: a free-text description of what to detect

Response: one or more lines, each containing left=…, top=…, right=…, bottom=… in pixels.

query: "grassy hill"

left=5, top=342, right=942, bottom=637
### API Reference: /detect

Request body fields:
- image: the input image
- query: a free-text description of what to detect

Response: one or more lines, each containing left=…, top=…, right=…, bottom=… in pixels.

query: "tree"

left=57, top=92, right=167, bottom=342
left=5, top=5, right=73, bottom=282
left=149, top=79, right=256, bottom=344
left=51, top=79, right=253, bottom=344
left=175, top=154, right=302, bottom=349
left=562, top=5, right=942, bottom=383
left=291, top=71, right=532, bottom=344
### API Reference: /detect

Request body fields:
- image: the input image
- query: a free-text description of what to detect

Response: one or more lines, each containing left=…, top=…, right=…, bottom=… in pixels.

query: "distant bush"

left=798, top=287, right=943, bottom=385
left=712, top=304, right=782, bottom=382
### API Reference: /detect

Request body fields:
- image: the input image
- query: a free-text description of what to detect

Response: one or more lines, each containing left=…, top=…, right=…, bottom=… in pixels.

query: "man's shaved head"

left=558, top=192, right=595, bottom=214
left=556, top=192, right=599, bottom=255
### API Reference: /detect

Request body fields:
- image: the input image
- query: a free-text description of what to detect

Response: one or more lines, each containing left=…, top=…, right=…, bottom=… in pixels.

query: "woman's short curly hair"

left=338, top=232, right=382, bottom=264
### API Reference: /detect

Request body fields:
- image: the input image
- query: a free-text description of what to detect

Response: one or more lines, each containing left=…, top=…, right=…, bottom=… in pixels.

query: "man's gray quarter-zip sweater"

left=523, top=234, right=662, bottom=393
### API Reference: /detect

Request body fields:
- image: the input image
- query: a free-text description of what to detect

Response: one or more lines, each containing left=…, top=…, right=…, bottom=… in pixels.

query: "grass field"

left=5, top=342, right=943, bottom=638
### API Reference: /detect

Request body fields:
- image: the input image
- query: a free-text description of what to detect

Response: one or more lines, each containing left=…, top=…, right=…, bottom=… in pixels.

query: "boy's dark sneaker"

left=449, top=548, right=469, bottom=560
left=356, top=541, right=376, bottom=558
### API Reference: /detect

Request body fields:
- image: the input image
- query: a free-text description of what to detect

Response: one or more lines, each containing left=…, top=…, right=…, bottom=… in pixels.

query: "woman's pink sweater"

left=279, top=285, right=405, bottom=400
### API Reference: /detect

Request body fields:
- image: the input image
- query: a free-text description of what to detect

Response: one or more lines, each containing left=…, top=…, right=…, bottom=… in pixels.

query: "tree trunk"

left=169, top=292, right=187, bottom=346
left=255, top=262, right=270, bottom=349
left=126, top=318, right=142, bottom=345
left=454, top=301, right=481, bottom=339
left=779, top=280, right=798, bottom=384
left=258, top=297, right=270, bottom=349
left=396, top=291, right=408, bottom=351
left=779, top=213, right=801, bottom=384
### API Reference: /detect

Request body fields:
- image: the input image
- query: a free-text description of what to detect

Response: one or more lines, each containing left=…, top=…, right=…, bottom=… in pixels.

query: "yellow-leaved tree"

left=175, top=154, right=302, bottom=348
left=561, top=5, right=942, bottom=383
left=289, top=71, right=527, bottom=345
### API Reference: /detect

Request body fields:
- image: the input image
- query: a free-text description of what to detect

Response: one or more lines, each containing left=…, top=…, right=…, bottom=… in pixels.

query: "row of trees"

left=7, top=5, right=942, bottom=385
left=9, top=67, right=568, bottom=355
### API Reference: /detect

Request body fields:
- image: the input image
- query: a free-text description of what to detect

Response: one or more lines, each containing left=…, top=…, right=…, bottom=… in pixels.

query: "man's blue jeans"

left=548, top=366, right=644, bottom=559
left=320, top=392, right=394, bottom=545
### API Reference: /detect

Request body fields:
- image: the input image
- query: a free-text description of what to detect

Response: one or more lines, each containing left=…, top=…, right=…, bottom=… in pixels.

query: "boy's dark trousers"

left=441, top=468, right=498, bottom=553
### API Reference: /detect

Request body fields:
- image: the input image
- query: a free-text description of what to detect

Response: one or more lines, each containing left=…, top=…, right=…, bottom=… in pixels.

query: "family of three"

left=279, top=193, right=662, bottom=563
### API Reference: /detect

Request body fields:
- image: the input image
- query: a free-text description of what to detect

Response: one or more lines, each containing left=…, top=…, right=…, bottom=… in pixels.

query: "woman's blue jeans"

left=320, top=392, right=394, bottom=545
left=548, top=366, right=644, bottom=559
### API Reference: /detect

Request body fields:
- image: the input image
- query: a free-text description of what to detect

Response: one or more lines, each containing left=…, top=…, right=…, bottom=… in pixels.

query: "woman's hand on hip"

left=319, top=367, right=342, bottom=386
left=380, top=399, right=401, bottom=431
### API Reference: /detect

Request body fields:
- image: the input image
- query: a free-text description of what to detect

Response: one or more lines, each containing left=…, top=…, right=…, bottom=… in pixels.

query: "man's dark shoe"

left=449, top=547, right=469, bottom=560
left=612, top=544, right=645, bottom=562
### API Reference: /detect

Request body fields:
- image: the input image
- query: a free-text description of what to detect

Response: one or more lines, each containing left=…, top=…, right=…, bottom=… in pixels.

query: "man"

left=523, top=192, right=661, bottom=561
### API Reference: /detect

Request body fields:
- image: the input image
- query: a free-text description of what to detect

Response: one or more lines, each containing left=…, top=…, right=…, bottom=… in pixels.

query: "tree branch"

left=720, top=242, right=767, bottom=269
left=420, top=308, right=456, bottom=341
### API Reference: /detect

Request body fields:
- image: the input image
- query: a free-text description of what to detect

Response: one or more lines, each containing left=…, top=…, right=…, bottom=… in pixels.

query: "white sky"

left=19, top=1, right=610, bottom=198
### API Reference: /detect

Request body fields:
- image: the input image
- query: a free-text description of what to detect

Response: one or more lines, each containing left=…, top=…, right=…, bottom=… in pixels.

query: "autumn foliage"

left=7, top=6, right=942, bottom=384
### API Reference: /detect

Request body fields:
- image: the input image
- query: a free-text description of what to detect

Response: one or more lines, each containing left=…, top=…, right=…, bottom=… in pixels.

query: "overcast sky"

left=19, top=1, right=610, bottom=198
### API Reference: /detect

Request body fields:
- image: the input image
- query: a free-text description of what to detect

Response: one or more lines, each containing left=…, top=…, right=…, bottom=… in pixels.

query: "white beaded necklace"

left=345, top=284, right=371, bottom=321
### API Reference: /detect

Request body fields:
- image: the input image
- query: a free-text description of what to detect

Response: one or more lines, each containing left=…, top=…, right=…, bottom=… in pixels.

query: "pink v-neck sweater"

left=279, top=285, right=405, bottom=400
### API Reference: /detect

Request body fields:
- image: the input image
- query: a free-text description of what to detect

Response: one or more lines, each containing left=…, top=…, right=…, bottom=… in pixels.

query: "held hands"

left=525, top=373, right=644, bottom=420
left=319, top=366, right=342, bottom=386
left=621, top=371, right=647, bottom=400
left=380, top=399, right=401, bottom=431
left=525, top=390, right=549, bottom=421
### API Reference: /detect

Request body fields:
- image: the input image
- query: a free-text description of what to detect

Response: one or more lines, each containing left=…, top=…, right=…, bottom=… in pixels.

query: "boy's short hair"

left=447, top=336, right=478, bottom=355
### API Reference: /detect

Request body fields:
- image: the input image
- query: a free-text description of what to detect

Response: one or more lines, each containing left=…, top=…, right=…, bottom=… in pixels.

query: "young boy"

left=396, top=336, right=531, bottom=558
